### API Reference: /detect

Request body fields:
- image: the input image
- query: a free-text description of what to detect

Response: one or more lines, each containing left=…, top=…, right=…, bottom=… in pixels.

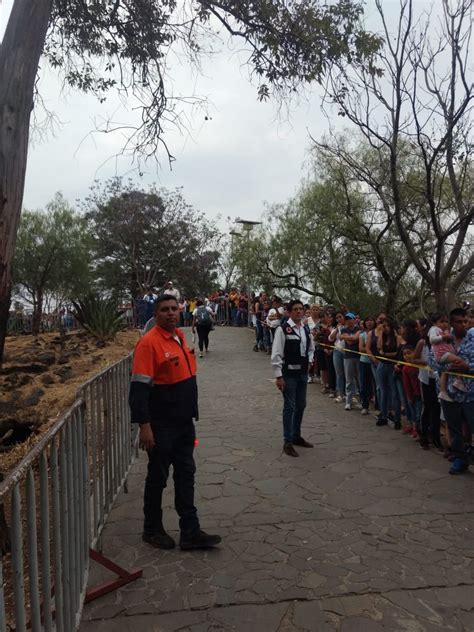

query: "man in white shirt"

left=271, top=299, right=315, bottom=457
left=164, top=281, right=180, bottom=301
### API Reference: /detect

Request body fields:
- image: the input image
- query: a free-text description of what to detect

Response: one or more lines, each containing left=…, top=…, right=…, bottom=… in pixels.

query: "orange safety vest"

left=130, top=325, right=198, bottom=423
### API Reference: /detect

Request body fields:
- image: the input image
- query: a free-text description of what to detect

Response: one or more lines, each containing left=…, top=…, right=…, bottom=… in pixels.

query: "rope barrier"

left=316, top=342, right=473, bottom=380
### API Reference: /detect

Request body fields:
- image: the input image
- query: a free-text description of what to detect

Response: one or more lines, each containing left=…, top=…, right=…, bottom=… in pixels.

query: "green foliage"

left=321, top=0, right=473, bottom=310
left=84, top=179, right=220, bottom=299
left=72, top=295, right=125, bottom=342
left=13, top=193, right=94, bottom=317
left=43, top=0, right=382, bottom=160
left=230, top=157, right=415, bottom=315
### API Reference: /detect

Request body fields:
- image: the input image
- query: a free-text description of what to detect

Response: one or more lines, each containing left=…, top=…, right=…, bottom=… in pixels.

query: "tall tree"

left=321, top=0, right=474, bottom=311
left=231, top=178, right=406, bottom=315
left=85, top=179, right=219, bottom=299
left=0, top=0, right=381, bottom=364
left=13, top=193, right=93, bottom=335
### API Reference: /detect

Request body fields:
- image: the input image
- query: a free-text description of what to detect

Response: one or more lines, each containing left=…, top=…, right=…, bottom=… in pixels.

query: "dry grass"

left=0, top=329, right=139, bottom=474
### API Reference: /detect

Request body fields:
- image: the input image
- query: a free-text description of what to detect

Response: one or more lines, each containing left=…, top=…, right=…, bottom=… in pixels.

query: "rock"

left=0, top=390, right=21, bottom=414
left=54, top=366, right=73, bottom=382
left=36, top=352, right=56, bottom=366
left=4, top=373, right=33, bottom=388
left=57, top=354, right=70, bottom=365
left=41, top=374, right=55, bottom=386
left=23, top=388, right=45, bottom=407
left=1, top=363, right=49, bottom=375
left=0, top=400, right=16, bottom=415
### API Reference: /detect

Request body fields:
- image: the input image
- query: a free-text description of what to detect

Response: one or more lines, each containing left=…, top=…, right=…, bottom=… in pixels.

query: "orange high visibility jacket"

left=129, top=325, right=198, bottom=424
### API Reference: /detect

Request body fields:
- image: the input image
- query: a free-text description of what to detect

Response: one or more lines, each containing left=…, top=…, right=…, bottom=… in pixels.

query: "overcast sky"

left=1, top=1, right=432, bottom=228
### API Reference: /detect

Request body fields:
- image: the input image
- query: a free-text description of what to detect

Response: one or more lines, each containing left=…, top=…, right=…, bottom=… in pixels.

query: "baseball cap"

left=345, top=312, right=356, bottom=320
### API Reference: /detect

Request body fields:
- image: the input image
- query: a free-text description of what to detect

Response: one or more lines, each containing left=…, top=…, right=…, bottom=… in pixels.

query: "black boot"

left=283, top=443, right=299, bottom=457
left=179, top=530, right=222, bottom=550
left=293, top=436, right=313, bottom=448
left=142, top=530, right=175, bottom=549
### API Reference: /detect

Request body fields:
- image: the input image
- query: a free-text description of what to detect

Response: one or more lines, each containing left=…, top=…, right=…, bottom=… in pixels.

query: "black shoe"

left=180, top=530, right=222, bottom=550
left=420, top=438, right=430, bottom=450
left=283, top=443, right=299, bottom=457
left=142, top=531, right=175, bottom=549
left=376, top=417, right=388, bottom=426
left=432, top=440, right=443, bottom=451
left=394, top=421, right=401, bottom=430
left=253, top=344, right=259, bottom=352
left=293, top=436, right=313, bottom=448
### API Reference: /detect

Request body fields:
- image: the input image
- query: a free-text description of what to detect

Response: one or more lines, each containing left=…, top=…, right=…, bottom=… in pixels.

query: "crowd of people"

left=140, top=285, right=473, bottom=475
left=251, top=295, right=472, bottom=474
left=128, top=287, right=473, bottom=558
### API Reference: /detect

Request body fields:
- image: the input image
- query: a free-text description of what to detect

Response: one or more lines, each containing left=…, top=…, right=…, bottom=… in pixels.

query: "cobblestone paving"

left=80, top=328, right=474, bottom=631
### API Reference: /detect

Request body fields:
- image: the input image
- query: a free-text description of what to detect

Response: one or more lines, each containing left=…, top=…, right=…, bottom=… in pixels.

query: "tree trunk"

left=31, top=288, right=43, bottom=336
left=384, top=283, right=398, bottom=316
left=0, top=0, right=52, bottom=366
left=434, top=286, right=457, bottom=314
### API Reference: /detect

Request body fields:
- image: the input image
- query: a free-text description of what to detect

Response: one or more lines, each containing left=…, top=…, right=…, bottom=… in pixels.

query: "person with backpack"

left=192, top=299, right=214, bottom=357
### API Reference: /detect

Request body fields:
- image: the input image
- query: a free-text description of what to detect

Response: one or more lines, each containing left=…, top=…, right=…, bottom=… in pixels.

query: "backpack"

left=195, top=306, right=211, bottom=326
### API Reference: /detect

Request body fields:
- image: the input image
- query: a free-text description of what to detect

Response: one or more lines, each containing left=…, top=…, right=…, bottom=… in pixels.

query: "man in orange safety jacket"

left=129, top=294, right=221, bottom=550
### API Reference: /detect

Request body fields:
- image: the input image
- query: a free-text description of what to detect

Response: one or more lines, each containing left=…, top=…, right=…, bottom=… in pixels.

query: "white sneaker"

left=361, top=408, right=369, bottom=415
left=314, top=377, right=321, bottom=384
left=328, top=393, right=336, bottom=399
left=335, top=395, right=344, bottom=403
left=439, top=391, right=453, bottom=402
left=307, top=376, right=313, bottom=384
left=199, top=353, right=203, bottom=358
left=344, top=404, right=352, bottom=411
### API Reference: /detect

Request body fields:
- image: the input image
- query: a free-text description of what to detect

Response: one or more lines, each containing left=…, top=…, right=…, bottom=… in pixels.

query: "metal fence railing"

left=0, top=353, right=139, bottom=631
left=6, top=308, right=135, bottom=336
left=6, top=314, right=80, bottom=335
left=0, top=400, right=89, bottom=632
left=77, top=354, right=135, bottom=547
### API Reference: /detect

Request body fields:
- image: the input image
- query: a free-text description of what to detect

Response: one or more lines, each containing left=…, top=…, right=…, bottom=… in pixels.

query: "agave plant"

left=72, top=295, right=125, bottom=343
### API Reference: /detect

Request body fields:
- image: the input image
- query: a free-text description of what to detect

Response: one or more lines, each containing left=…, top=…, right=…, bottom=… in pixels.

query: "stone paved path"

left=80, top=327, right=474, bottom=632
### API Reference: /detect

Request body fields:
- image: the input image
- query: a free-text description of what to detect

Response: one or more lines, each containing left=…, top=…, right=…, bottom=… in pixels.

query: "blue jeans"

left=441, top=400, right=474, bottom=462
left=255, top=321, right=264, bottom=349
left=406, top=397, right=422, bottom=426
left=377, top=362, right=393, bottom=420
left=333, top=350, right=346, bottom=397
left=282, top=375, right=308, bottom=444
left=263, top=327, right=272, bottom=351
left=359, top=361, right=373, bottom=409
left=344, top=357, right=360, bottom=405
left=371, top=362, right=381, bottom=409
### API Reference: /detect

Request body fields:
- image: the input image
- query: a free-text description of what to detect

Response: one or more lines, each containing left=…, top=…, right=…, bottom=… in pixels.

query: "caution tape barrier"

left=316, top=342, right=473, bottom=380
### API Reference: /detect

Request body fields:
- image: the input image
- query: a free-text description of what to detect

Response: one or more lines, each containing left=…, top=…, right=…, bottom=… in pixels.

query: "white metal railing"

left=77, top=354, right=135, bottom=547
left=0, top=353, right=137, bottom=631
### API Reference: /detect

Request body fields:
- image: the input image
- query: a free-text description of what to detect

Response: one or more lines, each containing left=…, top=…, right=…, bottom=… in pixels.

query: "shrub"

left=72, top=295, right=125, bottom=343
